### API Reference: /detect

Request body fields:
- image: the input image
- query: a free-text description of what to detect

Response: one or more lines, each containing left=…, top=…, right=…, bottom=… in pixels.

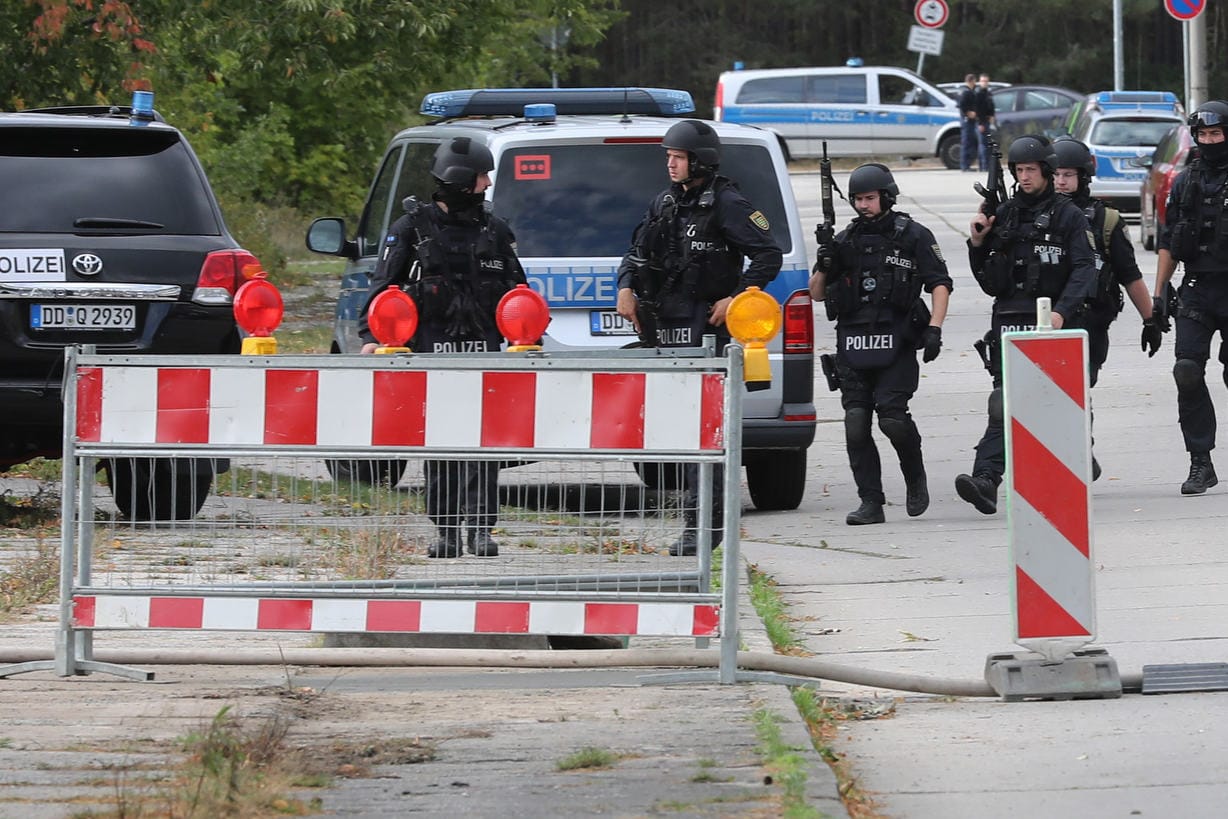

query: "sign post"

left=910, top=0, right=948, bottom=75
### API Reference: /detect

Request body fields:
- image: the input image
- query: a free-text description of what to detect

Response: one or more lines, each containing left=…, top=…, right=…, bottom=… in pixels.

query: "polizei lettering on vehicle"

left=844, top=333, right=894, bottom=351
left=0, top=250, right=67, bottom=282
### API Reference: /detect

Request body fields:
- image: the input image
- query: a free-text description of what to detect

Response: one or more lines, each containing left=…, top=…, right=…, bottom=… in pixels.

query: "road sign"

left=907, top=25, right=944, bottom=57
left=915, top=0, right=949, bottom=28
left=1165, top=0, right=1206, bottom=20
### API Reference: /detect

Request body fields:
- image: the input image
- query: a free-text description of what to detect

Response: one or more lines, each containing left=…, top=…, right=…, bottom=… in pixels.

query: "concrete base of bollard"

left=984, top=647, right=1123, bottom=702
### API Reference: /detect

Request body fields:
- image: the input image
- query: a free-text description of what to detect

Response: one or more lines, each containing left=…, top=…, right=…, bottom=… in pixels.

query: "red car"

left=1138, top=124, right=1195, bottom=252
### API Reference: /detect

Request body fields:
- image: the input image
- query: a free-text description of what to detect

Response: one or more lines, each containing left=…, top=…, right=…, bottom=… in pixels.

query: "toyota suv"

left=0, top=95, right=265, bottom=520
left=307, top=87, right=816, bottom=511
left=714, top=65, right=964, bottom=168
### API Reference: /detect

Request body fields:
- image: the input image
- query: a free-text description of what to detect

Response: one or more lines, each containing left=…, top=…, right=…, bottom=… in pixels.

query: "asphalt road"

left=739, top=165, right=1228, bottom=816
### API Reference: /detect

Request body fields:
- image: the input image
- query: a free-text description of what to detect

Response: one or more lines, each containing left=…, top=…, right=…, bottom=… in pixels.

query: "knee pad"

left=987, top=388, right=1003, bottom=424
left=1174, top=358, right=1205, bottom=391
left=877, top=411, right=916, bottom=446
left=844, top=407, right=873, bottom=448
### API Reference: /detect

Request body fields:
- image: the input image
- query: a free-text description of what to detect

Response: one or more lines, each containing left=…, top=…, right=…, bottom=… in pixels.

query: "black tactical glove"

left=921, top=326, right=942, bottom=363
left=813, top=243, right=837, bottom=275
left=1141, top=318, right=1163, bottom=358
left=1151, top=296, right=1172, bottom=333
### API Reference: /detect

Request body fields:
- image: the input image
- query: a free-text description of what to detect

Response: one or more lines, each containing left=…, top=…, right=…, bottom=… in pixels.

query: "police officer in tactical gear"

left=1153, top=100, right=1228, bottom=495
left=615, top=119, right=782, bottom=555
left=359, top=136, right=526, bottom=557
left=809, top=163, right=952, bottom=525
left=955, top=133, right=1098, bottom=514
left=1051, top=137, right=1160, bottom=479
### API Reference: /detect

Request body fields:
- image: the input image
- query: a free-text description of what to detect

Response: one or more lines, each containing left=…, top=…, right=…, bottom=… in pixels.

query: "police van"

left=306, top=88, right=816, bottom=511
left=714, top=65, right=964, bottom=168
left=1068, top=91, right=1185, bottom=213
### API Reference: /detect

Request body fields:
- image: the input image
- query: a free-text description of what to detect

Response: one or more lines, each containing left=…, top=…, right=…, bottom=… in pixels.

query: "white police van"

left=714, top=65, right=964, bottom=168
left=1069, top=91, right=1185, bottom=213
left=307, top=88, right=816, bottom=511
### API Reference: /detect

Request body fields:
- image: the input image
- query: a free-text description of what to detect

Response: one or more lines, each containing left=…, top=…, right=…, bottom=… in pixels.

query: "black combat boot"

left=846, top=499, right=885, bottom=525
left=954, top=473, right=997, bottom=515
left=428, top=528, right=463, bottom=558
left=468, top=530, right=500, bottom=557
left=1181, top=453, right=1218, bottom=495
left=904, top=468, right=929, bottom=517
left=668, top=529, right=698, bottom=557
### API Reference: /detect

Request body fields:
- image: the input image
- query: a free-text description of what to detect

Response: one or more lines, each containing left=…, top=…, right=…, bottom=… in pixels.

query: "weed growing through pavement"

left=751, top=707, right=822, bottom=819
left=556, top=747, right=619, bottom=771
left=0, top=535, right=59, bottom=620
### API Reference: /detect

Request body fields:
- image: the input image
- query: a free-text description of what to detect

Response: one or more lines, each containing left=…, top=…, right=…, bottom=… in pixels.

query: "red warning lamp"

left=233, top=277, right=283, bottom=355
left=368, top=286, right=419, bottom=353
left=496, top=284, right=550, bottom=352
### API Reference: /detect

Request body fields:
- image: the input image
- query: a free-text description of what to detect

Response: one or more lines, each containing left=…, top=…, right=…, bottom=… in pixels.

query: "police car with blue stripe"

left=307, top=88, right=816, bottom=511
left=714, top=65, right=964, bottom=168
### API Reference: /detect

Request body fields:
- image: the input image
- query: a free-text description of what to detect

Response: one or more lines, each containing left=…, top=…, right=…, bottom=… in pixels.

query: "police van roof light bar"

left=420, top=88, right=696, bottom=119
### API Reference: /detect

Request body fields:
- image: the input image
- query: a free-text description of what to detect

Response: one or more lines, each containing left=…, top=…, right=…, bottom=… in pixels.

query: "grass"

left=746, top=562, right=884, bottom=819
left=0, top=535, right=60, bottom=621
left=752, top=707, right=823, bottom=819
left=556, top=747, right=619, bottom=771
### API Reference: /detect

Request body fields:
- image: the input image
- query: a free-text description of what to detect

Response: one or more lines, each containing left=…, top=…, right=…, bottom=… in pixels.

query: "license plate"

left=31, top=303, right=136, bottom=330
left=589, top=310, right=636, bottom=336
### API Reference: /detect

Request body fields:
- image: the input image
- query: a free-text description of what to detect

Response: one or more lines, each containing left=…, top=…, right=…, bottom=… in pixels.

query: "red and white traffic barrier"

left=1002, top=328, right=1095, bottom=662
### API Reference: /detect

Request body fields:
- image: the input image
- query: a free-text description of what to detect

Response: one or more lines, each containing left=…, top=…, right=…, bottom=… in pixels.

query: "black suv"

left=0, top=99, right=263, bottom=520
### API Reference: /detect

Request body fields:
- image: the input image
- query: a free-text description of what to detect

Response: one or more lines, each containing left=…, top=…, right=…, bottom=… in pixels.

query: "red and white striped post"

left=1002, top=298, right=1095, bottom=663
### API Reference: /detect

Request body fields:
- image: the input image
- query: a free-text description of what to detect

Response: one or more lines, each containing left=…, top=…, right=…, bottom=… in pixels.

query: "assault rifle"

left=813, top=141, right=837, bottom=273
left=972, top=136, right=1007, bottom=234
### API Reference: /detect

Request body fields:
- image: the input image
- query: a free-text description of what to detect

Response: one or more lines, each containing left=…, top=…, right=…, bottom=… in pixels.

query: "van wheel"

left=104, top=457, right=213, bottom=522
left=745, top=450, right=806, bottom=511
left=325, top=459, right=408, bottom=487
left=938, top=133, right=961, bottom=170
left=633, top=461, right=686, bottom=492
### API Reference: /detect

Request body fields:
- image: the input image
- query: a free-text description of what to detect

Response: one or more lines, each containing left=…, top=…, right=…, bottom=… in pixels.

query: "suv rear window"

left=1089, top=118, right=1180, bottom=148
left=0, top=127, right=220, bottom=234
left=492, top=142, right=792, bottom=257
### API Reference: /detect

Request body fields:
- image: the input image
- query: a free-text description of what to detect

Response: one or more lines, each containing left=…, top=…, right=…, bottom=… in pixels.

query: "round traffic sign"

left=915, top=0, right=949, bottom=28
left=1164, top=0, right=1206, bottom=21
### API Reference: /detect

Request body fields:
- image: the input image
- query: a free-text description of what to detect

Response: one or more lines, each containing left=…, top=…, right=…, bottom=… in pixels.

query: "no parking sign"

left=1165, top=0, right=1206, bottom=20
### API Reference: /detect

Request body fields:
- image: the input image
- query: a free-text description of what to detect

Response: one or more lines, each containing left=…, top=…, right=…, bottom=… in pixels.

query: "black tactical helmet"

left=1189, top=100, right=1228, bottom=138
left=848, top=163, right=899, bottom=207
left=1052, top=137, right=1096, bottom=179
left=1007, top=134, right=1058, bottom=178
left=662, top=119, right=721, bottom=171
left=431, top=136, right=495, bottom=189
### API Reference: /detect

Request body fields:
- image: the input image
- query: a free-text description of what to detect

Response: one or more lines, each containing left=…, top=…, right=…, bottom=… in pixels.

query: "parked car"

left=990, top=84, right=1083, bottom=151
left=0, top=94, right=261, bottom=520
left=1068, top=91, right=1185, bottom=213
left=714, top=65, right=964, bottom=168
left=306, top=87, right=817, bottom=511
left=1138, top=123, right=1195, bottom=252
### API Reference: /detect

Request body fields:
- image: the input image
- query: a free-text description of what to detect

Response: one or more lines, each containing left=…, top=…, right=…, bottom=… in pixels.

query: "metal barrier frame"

left=2, top=345, right=745, bottom=682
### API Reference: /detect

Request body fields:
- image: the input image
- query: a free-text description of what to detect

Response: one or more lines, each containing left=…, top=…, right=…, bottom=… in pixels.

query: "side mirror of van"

left=306, top=217, right=358, bottom=259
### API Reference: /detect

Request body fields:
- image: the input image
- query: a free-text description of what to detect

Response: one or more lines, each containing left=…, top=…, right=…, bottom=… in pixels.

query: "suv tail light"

left=714, top=81, right=725, bottom=121
left=782, top=290, right=813, bottom=354
left=193, top=249, right=266, bottom=305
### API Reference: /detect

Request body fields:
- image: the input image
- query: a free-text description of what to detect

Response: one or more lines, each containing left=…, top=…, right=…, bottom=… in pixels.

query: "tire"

left=745, top=449, right=806, bottom=511
left=633, top=461, right=686, bottom=492
left=938, top=133, right=961, bottom=170
left=105, top=457, right=213, bottom=522
left=325, top=458, right=408, bottom=487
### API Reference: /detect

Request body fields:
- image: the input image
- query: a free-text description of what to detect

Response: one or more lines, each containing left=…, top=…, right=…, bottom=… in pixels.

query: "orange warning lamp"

left=368, top=286, right=418, bottom=353
left=233, top=277, right=283, bottom=355
left=496, top=284, right=550, bottom=352
left=725, top=286, right=781, bottom=391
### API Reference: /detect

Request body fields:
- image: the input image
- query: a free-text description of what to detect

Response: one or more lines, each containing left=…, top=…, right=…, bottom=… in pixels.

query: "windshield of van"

left=1089, top=118, right=1182, bottom=148
left=492, top=142, right=792, bottom=257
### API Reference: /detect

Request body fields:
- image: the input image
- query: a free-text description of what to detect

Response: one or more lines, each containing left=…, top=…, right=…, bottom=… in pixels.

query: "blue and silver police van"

left=1069, top=91, right=1185, bottom=213
left=307, top=88, right=816, bottom=511
left=714, top=65, right=964, bottom=168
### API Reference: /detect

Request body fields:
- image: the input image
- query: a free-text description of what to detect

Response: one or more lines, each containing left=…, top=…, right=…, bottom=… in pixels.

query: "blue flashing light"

left=733, top=61, right=745, bottom=71
left=1093, top=90, right=1180, bottom=110
left=846, top=57, right=864, bottom=67
left=130, top=90, right=154, bottom=126
left=419, top=87, right=696, bottom=119
left=524, top=103, right=557, bottom=123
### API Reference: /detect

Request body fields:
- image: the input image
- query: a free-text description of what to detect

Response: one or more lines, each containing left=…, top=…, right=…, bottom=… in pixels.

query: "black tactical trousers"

left=425, top=460, right=500, bottom=536
left=838, top=351, right=923, bottom=504
left=1173, top=274, right=1228, bottom=454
